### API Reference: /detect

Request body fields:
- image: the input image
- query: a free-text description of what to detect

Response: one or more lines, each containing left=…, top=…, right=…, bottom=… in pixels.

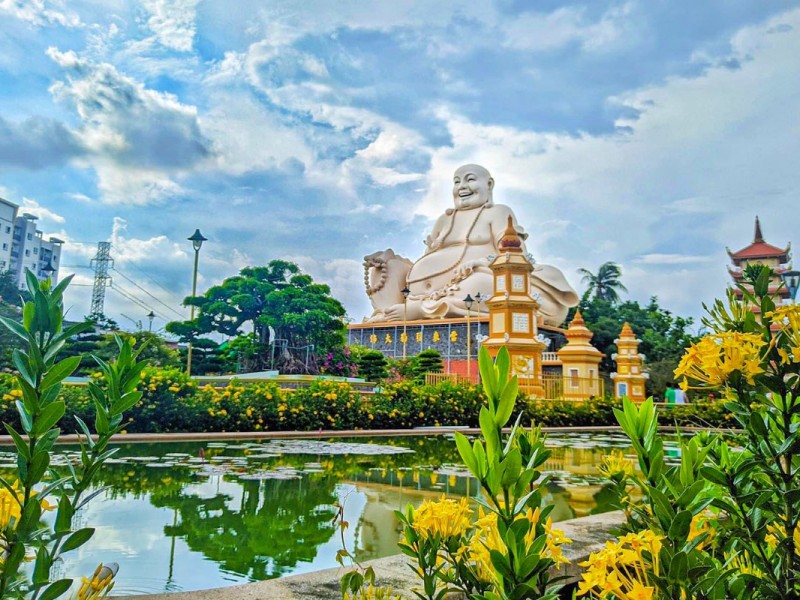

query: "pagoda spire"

left=754, top=216, right=764, bottom=243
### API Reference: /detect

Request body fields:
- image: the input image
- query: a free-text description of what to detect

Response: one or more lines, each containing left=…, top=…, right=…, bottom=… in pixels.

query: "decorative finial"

left=754, top=216, right=764, bottom=243
left=571, top=309, right=585, bottom=326
left=498, top=216, right=523, bottom=252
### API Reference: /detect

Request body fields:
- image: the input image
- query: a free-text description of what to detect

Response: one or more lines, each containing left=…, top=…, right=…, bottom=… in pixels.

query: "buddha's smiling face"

left=453, top=164, right=493, bottom=209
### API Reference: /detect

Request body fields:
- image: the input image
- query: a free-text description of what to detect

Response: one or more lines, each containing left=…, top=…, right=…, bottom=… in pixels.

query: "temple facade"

left=727, top=216, right=792, bottom=313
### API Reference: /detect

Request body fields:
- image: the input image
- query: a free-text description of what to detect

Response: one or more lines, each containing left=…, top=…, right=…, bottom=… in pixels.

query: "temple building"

left=727, top=216, right=792, bottom=314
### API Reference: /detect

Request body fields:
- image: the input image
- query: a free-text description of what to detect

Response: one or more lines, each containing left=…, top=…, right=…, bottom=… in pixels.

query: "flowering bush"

left=582, top=266, right=800, bottom=599
left=321, top=345, right=359, bottom=378
left=395, top=348, right=571, bottom=600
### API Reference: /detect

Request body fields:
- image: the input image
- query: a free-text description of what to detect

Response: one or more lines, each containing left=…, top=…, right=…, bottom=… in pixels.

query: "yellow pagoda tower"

left=610, top=322, right=647, bottom=401
left=557, top=310, right=603, bottom=399
left=483, top=217, right=546, bottom=396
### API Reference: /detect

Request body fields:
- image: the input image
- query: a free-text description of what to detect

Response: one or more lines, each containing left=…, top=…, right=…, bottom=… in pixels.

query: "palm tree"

left=577, top=262, right=628, bottom=303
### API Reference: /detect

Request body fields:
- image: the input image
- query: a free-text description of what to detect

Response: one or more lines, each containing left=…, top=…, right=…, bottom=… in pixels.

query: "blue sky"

left=1, top=0, right=798, bottom=333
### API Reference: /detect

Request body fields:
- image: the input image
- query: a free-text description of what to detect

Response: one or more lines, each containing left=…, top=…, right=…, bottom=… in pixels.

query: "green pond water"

left=0, top=433, right=682, bottom=595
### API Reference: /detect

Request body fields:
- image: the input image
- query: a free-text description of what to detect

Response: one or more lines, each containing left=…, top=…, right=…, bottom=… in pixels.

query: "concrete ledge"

left=123, top=511, right=625, bottom=599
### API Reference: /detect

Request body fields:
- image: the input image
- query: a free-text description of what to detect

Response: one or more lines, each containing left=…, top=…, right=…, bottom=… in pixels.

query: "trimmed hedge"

left=0, top=367, right=734, bottom=434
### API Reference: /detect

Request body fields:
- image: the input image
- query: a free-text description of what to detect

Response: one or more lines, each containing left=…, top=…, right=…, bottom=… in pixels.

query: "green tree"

left=356, top=350, right=388, bottom=382
left=577, top=261, right=628, bottom=302
left=412, top=349, right=443, bottom=383
left=576, top=295, right=698, bottom=396
left=0, top=270, right=22, bottom=306
left=166, top=261, right=347, bottom=368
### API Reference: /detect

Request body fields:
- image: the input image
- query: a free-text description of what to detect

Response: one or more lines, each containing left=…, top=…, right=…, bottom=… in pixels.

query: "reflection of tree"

left=153, top=475, right=339, bottom=579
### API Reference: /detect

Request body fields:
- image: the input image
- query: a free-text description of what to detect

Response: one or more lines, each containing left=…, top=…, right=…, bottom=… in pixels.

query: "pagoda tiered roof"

left=727, top=216, right=791, bottom=264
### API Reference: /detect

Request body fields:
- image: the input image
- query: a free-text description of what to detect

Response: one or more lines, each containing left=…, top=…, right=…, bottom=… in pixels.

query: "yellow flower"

left=674, top=332, right=766, bottom=389
left=599, top=450, right=634, bottom=479
left=412, top=495, right=472, bottom=540
left=77, top=563, right=117, bottom=600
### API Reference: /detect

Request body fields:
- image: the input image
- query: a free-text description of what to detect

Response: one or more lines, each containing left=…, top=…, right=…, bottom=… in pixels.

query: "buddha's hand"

left=455, top=259, right=487, bottom=280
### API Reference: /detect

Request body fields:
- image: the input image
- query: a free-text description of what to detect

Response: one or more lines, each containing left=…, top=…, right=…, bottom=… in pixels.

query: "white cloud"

left=419, top=8, right=800, bottom=319
left=47, top=47, right=212, bottom=204
left=635, top=254, right=712, bottom=265
left=20, top=198, right=65, bottom=224
left=141, top=0, right=199, bottom=52
left=0, top=0, right=80, bottom=28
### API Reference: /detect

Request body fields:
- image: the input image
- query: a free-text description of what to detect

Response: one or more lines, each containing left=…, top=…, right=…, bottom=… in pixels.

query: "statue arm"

left=424, top=213, right=451, bottom=253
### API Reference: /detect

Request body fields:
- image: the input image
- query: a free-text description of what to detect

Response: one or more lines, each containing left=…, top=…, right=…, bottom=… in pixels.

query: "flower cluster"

left=674, top=331, right=766, bottom=390
left=412, top=495, right=472, bottom=541
left=578, top=530, right=663, bottom=600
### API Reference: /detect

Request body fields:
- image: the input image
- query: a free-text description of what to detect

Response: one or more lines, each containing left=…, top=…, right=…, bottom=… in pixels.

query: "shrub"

left=356, top=350, right=388, bottom=382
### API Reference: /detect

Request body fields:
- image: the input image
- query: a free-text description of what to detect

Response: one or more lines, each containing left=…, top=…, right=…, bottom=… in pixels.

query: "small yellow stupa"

left=483, top=217, right=546, bottom=396
left=610, top=322, right=648, bottom=401
left=556, top=310, right=603, bottom=399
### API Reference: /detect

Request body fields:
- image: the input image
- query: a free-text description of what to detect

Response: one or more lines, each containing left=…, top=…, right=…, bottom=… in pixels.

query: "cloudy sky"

left=1, top=0, right=798, bottom=333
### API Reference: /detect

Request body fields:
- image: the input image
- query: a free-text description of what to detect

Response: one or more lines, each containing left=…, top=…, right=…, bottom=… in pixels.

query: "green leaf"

left=38, top=578, right=73, bottom=600
left=455, top=432, right=478, bottom=477
left=0, top=315, right=29, bottom=341
left=4, top=423, right=31, bottom=460
left=700, top=466, right=728, bottom=487
left=500, top=448, right=522, bottom=488
left=54, top=495, right=74, bottom=534
left=669, top=551, right=688, bottom=582
left=669, top=510, right=693, bottom=542
left=40, top=356, right=81, bottom=392
left=28, top=450, right=51, bottom=483
left=59, top=527, right=95, bottom=553
left=33, top=401, right=66, bottom=436
left=33, top=545, right=52, bottom=584
left=12, top=349, right=36, bottom=388
left=16, top=399, right=33, bottom=433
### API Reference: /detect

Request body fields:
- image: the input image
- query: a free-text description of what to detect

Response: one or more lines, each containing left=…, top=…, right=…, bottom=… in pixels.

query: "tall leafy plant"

left=396, top=347, right=570, bottom=599
left=0, top=272, right=146, bottom=599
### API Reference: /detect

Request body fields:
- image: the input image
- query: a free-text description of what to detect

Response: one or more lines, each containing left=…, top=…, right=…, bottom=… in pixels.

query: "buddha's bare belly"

left=407, top=243, right=493, bottom=295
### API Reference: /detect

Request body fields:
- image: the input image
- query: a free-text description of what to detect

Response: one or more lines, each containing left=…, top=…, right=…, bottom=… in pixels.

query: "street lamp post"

left=147, top=311, right=155, bottom=332
left=781, top=270, right=800, bottom=304
left=186, top=229, right=207, bottom=377
left=464, top=294, right=474, bottom=380
left=401, top=286, right=410, bottom=359
left=474, top=292, right=483, bottom=339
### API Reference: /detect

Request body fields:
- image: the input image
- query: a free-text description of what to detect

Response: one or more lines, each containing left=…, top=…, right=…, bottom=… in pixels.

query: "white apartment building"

left=0, top=197, right=63, bottom=288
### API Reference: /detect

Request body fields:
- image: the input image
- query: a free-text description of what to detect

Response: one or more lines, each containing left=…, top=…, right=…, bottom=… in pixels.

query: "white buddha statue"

left=364, top=164, right=578, bottom=325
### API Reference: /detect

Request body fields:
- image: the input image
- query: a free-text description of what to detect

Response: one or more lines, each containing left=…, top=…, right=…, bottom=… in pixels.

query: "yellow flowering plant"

left=589, top=265, right=800, bottom=599
left=682, top=265, right=800, bottom=598
left=395, top=347, right=570, bottom=599
left=0, top=272, right=146, bottom=599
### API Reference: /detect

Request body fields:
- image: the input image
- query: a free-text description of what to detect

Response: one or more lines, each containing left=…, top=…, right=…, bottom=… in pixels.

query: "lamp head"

left=401, top=286, right=410, bottom=299
left=188, top=229, right=207, bottom=252
left=463, top=294, right=474, bottom=310
left=42, top=261, right=56, bottom=274
left=781, top=269, right=800, bottom=301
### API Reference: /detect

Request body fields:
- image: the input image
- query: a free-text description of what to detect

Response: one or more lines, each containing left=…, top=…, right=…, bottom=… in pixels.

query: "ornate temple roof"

left=727, top=216, right=791, bottom=263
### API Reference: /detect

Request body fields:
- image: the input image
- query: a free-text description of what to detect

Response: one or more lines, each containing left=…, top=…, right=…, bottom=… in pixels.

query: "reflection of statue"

left=364, top=164, right=578, bottom=325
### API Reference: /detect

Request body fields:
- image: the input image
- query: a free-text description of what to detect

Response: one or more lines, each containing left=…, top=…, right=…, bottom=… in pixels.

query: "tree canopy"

left=166, top=261, right=347, bottom=370
left=573, top=295, right=698, bottom=396
left=577, top=262, right=628, bottom=303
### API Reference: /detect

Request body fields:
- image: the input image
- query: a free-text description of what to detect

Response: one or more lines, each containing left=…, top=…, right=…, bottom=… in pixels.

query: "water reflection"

left=0, top=433, right=678, bottom=595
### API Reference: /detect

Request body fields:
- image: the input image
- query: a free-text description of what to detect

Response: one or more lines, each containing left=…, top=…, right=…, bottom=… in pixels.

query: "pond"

left=0, top=432, right=680, bottom=595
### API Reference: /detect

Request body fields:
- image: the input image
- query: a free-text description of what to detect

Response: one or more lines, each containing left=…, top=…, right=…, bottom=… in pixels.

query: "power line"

left=125, top=261, right=185, bottom=301
left=111, top=267, right=185, bottom=318
left=108, top=285, right=169, bottom=321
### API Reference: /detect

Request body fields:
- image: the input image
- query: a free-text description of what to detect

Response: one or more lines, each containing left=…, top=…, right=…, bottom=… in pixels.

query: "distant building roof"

left=727, top=216, right=790, bottom=263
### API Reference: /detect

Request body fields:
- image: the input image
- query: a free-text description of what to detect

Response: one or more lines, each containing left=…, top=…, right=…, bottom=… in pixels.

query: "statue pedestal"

left=347, top=318, right=566, bottom=374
